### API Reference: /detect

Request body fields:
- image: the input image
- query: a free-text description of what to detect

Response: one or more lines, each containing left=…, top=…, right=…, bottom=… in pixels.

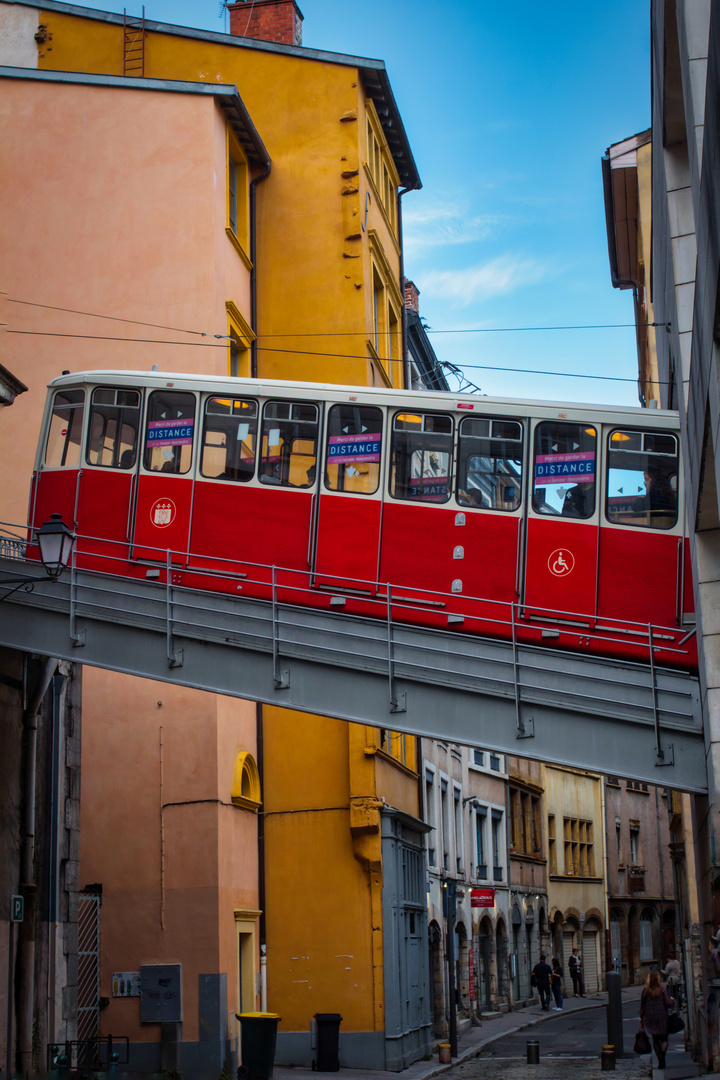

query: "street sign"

left=11, top=895, right=24, bottom=922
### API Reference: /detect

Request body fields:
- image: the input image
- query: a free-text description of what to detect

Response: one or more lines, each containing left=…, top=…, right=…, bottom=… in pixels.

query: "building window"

left=424, top=768, right=436, bottom=867
left=509, top=787, right=541, bottom=856
left=440, top=778, right=450, bottom=871
left=491, top=810, right=503, bottom=881
left=639, top=911, right=654, bottom=961
left=226, top=301, right=254, bottom=378
left=367, top=232, right=403, bottom=385
left=630, top=823, right=640, bottom=865
left=548, top=814, right=557, bottom=874
left=475, top=808, right=487, bottom=879
left=563, top=817, right=595, bottom=877
left=454, top=786, right=463, bottom=872
left=227, top=129, right=250, bottom=265
left=490, top=754, right=501, bottom=771
left=364, top=100, right=398, bottom=235
left=231, top=752, right=261, bottom=810
left=473, top=750, right=484, bottom=767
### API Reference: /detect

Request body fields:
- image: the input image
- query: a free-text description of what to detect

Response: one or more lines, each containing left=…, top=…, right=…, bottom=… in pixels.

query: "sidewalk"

left=272, top=986, right=644, bottom=1080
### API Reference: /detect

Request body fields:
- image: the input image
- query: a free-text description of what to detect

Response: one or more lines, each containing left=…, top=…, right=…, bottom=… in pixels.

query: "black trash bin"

left=236, top=1012, right=281, bottom=1080
left=313, top=1012, right=342, bottom=1072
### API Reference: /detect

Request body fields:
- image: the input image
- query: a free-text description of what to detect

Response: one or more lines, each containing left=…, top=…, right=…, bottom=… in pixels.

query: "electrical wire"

left=5, top=330, right=652, bottom=383
left=7, top=331, right=228, bottom=347
left=5, top=296, right=649, bottom=338
left=6, top=298, right=231, bottom=339
left=5, top=297, right=661, bottom=383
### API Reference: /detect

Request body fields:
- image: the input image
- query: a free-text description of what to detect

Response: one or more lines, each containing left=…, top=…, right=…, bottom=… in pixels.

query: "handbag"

left=668, top=1011, right=685, bottom=1034
left=530, top=971, right=537, bottom=988
left=634, top=1029, right=651, bottom=1054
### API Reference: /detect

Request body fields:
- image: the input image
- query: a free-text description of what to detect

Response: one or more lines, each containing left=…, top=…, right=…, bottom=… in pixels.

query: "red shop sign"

left=471, top=888, right=495, bottom=908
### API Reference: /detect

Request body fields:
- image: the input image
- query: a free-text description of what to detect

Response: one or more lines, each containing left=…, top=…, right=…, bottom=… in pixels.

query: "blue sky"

left=79, top=0, right=650, bottom=406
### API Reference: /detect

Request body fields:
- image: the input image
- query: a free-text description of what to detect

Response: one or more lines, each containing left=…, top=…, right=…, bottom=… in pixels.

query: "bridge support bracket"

left=274, top=668, right=290, bottom=689
left=168, top=648, right=184, bottom=669
left=390, top=692, right=407, bottom=714
left=71, top=628, right=86, bottom=648
left=655, top=743, right=675, bottom=767
left=516, top=715, right=535, bottom=740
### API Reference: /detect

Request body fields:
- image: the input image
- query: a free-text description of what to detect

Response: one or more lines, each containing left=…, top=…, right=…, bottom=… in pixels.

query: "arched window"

left=639, top=909, right=655, bottom=962
left=231, top=752, right=261, bottom=810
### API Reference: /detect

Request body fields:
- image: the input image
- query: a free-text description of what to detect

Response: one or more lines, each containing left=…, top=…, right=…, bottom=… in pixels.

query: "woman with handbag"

left=639, top=969, right=675, bottom=1068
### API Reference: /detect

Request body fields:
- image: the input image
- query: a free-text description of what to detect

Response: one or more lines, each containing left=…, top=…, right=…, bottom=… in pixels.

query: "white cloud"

left=421, top=254, right=553, bottom=306
left=402, top=202, right=504, bottom=253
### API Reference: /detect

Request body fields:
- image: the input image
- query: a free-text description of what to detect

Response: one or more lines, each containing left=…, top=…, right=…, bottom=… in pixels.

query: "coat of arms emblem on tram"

left=151, top=499, right=176, bottom=528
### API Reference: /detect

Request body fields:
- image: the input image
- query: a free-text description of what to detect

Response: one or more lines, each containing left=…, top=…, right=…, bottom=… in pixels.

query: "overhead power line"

left=5, top=296, right=653, bottom=338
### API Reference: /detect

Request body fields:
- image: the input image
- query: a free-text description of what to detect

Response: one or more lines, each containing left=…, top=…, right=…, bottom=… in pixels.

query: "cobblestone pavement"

left=445, top=1055, right=651, bottom=1080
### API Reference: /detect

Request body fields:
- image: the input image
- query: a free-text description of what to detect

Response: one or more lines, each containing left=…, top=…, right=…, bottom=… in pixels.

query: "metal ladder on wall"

left=123, top=7, right=145, bottom=76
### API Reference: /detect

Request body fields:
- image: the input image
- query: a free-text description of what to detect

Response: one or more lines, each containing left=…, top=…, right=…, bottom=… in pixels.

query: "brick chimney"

left=227, top=0, right=303, bottom=46
left=404, top=279, right=420, bottom=314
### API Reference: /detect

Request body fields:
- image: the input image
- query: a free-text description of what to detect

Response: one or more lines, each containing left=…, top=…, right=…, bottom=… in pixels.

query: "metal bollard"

left=602, top=1045, right=616, bottom=1070
left=527, top=1039, right=540, bottom=1064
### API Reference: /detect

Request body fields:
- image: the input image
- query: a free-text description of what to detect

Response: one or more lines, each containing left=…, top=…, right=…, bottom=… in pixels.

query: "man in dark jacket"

left=532, top=954, right=553, bottom=1010
left=569, top=949, right=585, bottom=997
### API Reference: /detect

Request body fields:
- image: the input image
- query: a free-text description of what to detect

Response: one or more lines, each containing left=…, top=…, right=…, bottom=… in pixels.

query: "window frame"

left=259, top=399, right=319, bottom=490
left=532, top=419, right=597, bottom=519
left=457, top=416, right=524, bottom=512
left=226, top=128, right=251, bottom=267
left=388, top=409, right=454, bottom=505
left=44, top=388, right=85, bottom=469
left=142, top=389, right=196, bottom=475
left=85, top=386, right=141, bottom=470
left=200, top=395, right=258, bottom=483
left=323, top=403, right=383, bottom=496
left=605, top=427, right=679, bottom=531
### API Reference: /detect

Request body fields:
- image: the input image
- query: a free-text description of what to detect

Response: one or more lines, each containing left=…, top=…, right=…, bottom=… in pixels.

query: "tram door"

left=313, top=403, right=384, bottom=592
left=131, top=389, right=196, bottom=564
left=523, top=420, right=599, bottom=621
left=75, top=387, right=142, bottom=564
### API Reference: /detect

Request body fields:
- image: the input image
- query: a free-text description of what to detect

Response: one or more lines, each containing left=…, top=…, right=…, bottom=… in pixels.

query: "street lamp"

left=0, top=514, right=75, bottom=597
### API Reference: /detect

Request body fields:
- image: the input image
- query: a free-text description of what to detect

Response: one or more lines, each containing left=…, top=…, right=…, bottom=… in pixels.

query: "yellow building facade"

left=0, top=0, right=429, bottom=1069
left=543, top=766, right=606, bottom=995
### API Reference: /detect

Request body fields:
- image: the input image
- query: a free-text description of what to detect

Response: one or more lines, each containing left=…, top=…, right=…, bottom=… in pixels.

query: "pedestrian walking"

left=532, top=954, right=553, bottom=1011
left=569, top=948, right=585, bottom=997
left=661, top=953, right=683, bottom=1009
left=639, top=969, right=674, bottom=1069
left=551, top=957, right=564, bottom=1010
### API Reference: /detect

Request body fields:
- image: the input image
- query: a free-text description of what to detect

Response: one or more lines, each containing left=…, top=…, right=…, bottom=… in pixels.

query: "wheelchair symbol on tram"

left=548, top=548, right=574, bottom=577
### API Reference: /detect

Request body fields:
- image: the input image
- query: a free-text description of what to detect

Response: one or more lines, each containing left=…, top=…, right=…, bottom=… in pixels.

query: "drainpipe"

left=249, top=162, right=272, bottom=379
left=256, top=702, right=267, bottom=1011
left=17, top=656, right=59, bottom=1074
left=47, top=669, right=66, bottom=1045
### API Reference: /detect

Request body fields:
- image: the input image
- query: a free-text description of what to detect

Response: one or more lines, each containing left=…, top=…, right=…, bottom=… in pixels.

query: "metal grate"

left=77, top=892, right=101, bottom=1055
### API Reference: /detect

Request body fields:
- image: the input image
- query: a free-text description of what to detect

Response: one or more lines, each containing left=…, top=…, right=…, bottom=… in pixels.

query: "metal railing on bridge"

left=0, top=522, right=705, bottom=792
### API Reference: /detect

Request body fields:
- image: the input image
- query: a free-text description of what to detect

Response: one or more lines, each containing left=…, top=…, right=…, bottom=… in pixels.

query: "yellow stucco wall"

left=32, top=9, right=406, bottom=388
left=543, top=766, right=606, bottom=928
left=0, top=7, right=420, bottom=1044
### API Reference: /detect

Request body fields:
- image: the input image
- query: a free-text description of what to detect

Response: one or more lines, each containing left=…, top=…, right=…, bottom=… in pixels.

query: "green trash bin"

left=236, top=1012, right=281, bottom=1080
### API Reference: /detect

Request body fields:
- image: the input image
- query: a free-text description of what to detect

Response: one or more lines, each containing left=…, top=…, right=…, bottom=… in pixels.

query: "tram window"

left=86, top=388, right=140, bottom=469
left=45, top=389, right=85, bottom=468
left=201, top=397, right=257, bottom=481
left=457, top=417, right=523, bottom=510
left=532, top=421, right=597, bottom=518
left=389, top=412, right=453, bottom=503
left=606, top=429, right=678, bottom=529
left=260, top=401, right=318, bottom=488
left=325, top=404, right=382, bottom=494
left=143, top=390, right=195, bottom=474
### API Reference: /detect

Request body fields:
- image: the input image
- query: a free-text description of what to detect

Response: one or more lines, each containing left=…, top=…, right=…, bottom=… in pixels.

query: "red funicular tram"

left=26, top=369, right=696, bottom=670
